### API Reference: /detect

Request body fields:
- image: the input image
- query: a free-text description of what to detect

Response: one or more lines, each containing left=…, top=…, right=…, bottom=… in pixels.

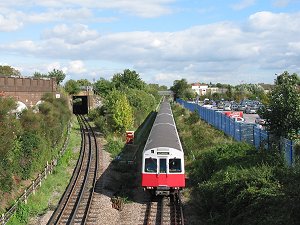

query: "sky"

left=1, top=0, right=300, bottom=87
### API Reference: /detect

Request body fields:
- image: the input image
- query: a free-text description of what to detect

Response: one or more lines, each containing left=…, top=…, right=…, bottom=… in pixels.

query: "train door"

left=158, top=158, right=168, bottom=185
left=159, top=158, right=167, bottom=173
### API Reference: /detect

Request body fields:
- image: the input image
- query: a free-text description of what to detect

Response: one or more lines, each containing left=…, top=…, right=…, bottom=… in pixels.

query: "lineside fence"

left=176, top=99, right=296, bottom=166
left=0, top=123, right=71, bottom=225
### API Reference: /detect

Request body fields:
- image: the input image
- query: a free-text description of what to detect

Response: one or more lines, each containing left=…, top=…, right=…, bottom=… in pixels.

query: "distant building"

left=191, top=83, right=228, bottom=96
left=258, top=83, right=274, bottom=93
left=191, top=83, right=208, bottom=96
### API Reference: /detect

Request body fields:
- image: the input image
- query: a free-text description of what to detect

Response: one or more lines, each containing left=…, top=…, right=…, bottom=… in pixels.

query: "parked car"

left=238, top=104, right=246, bottom=111
left=255, top=117, right=266, bottom=125
left=245, top=105, right=257, bottom=114
left=224, top=103, right=231, bottom=111
left=232, top=116, right=245, bottom=123
left=231, top=104, right=238, bottom=111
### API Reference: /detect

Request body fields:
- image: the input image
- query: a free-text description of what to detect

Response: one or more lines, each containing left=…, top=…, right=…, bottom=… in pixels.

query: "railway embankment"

left=173, top=103, right=300, bottom=225
left=6, top=116, right=81, bottom=225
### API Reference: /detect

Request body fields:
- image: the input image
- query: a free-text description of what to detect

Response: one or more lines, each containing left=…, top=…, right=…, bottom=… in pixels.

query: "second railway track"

left=48, top=114, right=99, bottom=225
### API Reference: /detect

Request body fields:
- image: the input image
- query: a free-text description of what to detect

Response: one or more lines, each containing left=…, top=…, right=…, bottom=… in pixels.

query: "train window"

left=159, top=158, right=167, bottom=173
left=169, top=159, right=181, bottom=173
left=145, top=158, right=157, bottom=173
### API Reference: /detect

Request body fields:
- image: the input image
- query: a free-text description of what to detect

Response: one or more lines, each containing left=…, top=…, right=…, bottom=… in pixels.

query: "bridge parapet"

left=0, top=76, right=57, bottom=107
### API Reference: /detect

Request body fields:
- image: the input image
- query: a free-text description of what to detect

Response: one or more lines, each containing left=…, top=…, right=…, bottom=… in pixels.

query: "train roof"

left=144, top=101, right=183, bottom=151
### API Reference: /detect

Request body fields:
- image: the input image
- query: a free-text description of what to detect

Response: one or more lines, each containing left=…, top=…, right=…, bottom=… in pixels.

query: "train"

left=141, top=99, right=185, bottom=195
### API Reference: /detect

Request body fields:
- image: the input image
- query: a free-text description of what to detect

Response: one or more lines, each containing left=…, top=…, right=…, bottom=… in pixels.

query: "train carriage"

left=141, top=100, right=185, bottom=195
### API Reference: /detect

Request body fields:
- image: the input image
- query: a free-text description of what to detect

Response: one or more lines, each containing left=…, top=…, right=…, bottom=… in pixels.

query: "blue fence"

left=177, top=99, right=296, bottom=166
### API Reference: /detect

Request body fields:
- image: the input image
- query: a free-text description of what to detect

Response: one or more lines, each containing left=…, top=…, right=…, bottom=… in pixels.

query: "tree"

left=48, top=69, right=66, bottom=85
left=64, top=79, right=80, bottom=95
left=104, top=90, right=133, bottom=132
left=112, top=69, right=145, bottom=90
left=260, top=71, right=300, bottom=140
left=93, top=78, right=113, bottom=97
left=170, top=79, right=191, bottom=100
left=77, top=79, right=91, bottom=87
left=33, top=72, right=47, bottom=78
left=0, top=65, right=21, bottom=76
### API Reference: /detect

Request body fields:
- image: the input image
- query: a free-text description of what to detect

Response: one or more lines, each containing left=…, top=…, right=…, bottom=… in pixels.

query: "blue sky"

left=1, top=0, right=300, bottom=87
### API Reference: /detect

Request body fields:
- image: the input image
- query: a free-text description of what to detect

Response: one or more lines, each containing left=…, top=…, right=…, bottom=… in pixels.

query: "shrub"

left=105, top=135, right=124, bottom=159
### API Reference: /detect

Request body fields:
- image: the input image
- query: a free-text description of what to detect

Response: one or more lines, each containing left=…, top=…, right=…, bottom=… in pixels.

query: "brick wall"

left=0, top=76, right=57, bottom=107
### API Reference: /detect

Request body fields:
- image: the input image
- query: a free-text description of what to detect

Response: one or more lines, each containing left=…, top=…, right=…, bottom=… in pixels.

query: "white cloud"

left=248, top=11, right=300, bottom=38
left=0, top=11, right=23, bottom=31
left=231, top=0, right=256, bottom=10
left=68, top=60, right=87, bottom=73
left=1, top=11, right=300, bottom=86
left=0, top=0, right=175, bottom=22
left=42, top=24, right=100, bottom=44
left=47, top=62, right=61, bottom=72
left=272, top=0, right=292, bottom=7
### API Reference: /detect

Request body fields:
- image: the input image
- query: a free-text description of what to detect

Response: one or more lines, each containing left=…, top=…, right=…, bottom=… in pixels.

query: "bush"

left=105, top=135, right=124, bottom=159
left=94, top=116, right=109, bottom=135
left=195, top=165, right=284, bottom=225
left=173, top=103, right=300, bottom=225
left=16, top=203, right=29, bottom=224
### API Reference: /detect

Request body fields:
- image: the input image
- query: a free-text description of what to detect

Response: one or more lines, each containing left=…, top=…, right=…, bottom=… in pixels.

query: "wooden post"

left=32, top=181, right=35, bottom=195
left=24, top=189, right=27, bottom=204
left=39, top=174, right=42, bottom=187
left=2, top=214, right=5, bottom=225
left=44, top=167, right=47, bottom=179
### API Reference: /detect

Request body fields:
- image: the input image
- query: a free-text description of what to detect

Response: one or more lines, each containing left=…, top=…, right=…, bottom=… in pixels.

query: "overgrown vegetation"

left=260, top=71, right=300, bottom=140
left=0, top=93, right=71, bottom=213
left=7, top=117, right=81, bottom=225
left=173, top=104, right=300, bottom=225
left=89, top=69, right=164, bottom=156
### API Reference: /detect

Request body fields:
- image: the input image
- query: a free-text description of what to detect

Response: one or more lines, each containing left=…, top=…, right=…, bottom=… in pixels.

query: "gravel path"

left=90, top=137, right=148, bottom=225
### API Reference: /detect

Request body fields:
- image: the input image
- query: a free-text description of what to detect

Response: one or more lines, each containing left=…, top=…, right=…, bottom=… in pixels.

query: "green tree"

left=225, top=85, right=233, bottom=99
left=0, top=65, right=21, bottom=76
left=0, top=98, right=21, bottom=192
left=77, top=79, right=91, bottom=87
left=0, top=98, right=19, bottom=156
left=93, top=78, right=113, bottom=97
left=112, top=69, right=145, bottom=90
left=126, top=88, right=156, bottom=126
left=33, top=72, right=47, bottom=78
left=260, top=71, right=300, bottom=139
left=170, top=79, right=191, bottom=100
left=64, top=79, right=81, bottom=95
left=48, top=69, right=66, bottom=85
left=105, top=90, right=133, bottom=132
left=19, top=132, right=40, bottom=179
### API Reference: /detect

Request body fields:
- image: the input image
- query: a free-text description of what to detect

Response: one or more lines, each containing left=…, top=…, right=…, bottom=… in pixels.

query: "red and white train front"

left=141, top=101, right=185, bottom=195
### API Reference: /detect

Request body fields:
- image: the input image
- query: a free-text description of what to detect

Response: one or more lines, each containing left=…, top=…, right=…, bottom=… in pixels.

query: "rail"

left=47, top=114, right=98, bottom=224
left=143, top=193, right=184, bottom=225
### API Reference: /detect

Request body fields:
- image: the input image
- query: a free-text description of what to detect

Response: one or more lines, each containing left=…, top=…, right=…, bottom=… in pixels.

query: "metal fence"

left=176, top=99, right=296, bottom=166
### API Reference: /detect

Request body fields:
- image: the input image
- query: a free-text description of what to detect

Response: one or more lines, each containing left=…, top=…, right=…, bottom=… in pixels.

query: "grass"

left=173, top=103, right=300, bottom=225
left=7, top=116, right=81, bottom=225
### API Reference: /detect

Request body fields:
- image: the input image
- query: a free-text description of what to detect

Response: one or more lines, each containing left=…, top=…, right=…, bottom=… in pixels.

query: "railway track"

left=143, top=192, right=185, bottom=225
left=47, top=114, right=99, bottom=225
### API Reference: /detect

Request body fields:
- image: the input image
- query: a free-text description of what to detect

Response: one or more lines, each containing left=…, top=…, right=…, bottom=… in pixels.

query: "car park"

left=224, top=103, right=231, bottom=111
left=255, top=117, right=266, bottom=125
left=245, top=105, right=258, bottom=114
left=231, top=104, right=238, bottom=111
left=238, top=104, right=246, bottom=111
left=232, top=116, right=245, bottom=123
